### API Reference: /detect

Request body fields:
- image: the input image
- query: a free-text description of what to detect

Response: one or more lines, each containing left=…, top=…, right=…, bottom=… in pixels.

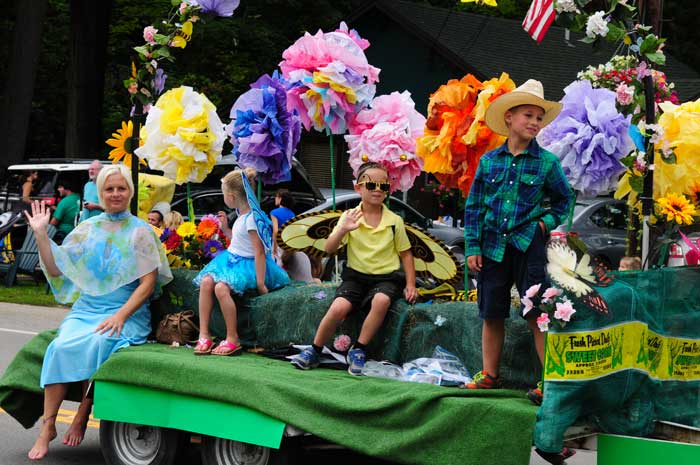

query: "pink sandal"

left=213, top=340, right=242, bottom=356
left=194, top=338, right=214, bottom=356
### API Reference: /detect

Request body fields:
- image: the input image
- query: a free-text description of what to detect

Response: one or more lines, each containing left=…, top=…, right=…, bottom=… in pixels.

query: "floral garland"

left=553, top=1, right=665, bottom=65
left=162, top=214, right=229, bottom=269
left=125, top=0, right=240, bottom=110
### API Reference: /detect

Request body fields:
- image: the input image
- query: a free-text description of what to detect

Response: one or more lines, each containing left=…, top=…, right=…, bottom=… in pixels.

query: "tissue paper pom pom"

left=345, top=91, right=425, bottom=192
left=538, top=80, right=632, bottom=196
left=227, top=72, right=301, bottom=184
left=416, top=73, right=513, bottom=195
left=135, top=86, right=225, bottom=184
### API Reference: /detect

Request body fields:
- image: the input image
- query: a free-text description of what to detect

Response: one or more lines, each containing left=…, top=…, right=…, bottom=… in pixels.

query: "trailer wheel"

left=100, top=420, right=179, bottom=465
left=200, top=435, right=297, bottom=465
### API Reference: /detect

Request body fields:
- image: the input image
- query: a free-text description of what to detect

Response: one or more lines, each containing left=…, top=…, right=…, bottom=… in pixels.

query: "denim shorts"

left=477, top=227, right=547, bottom=320
left=334, top=267, right=405, bottom=311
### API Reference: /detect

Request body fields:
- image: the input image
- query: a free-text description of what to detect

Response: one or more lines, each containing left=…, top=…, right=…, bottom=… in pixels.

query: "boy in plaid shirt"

left=463, top=80, right=573, bottom=401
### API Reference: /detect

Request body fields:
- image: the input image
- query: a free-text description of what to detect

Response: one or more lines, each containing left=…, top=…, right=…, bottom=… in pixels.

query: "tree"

left=0, top=0, right=49, bottom=168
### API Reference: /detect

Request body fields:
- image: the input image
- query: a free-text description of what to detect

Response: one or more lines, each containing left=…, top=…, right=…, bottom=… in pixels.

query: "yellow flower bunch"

left=656, top=193, right=696, bottom=226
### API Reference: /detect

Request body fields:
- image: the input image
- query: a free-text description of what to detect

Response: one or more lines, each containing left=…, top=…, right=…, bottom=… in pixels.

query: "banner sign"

left=545, top=322, right=700, bottom=381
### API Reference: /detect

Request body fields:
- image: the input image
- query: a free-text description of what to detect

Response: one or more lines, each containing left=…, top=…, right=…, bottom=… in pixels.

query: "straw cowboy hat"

left=485, top=79, right=562, bottom=136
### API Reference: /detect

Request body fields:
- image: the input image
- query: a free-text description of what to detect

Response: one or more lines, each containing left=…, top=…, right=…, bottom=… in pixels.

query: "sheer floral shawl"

left=42, top=211, right=173, bottom=303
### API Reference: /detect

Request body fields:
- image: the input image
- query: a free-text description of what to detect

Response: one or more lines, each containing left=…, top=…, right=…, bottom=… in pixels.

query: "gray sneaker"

left=346, top=347, right=366, bottom=376
left=290, top=347, right=320, bottom=370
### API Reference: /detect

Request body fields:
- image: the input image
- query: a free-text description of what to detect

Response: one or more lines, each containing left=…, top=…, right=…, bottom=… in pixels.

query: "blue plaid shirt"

left=464, top=140, right=573, bottom=262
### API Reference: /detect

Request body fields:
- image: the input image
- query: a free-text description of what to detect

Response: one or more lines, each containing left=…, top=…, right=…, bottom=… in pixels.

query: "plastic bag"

left=361, top=346, right=471, bottom=386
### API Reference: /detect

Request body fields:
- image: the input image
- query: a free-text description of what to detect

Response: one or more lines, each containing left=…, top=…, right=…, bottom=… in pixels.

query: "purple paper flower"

left=226, top=72, right=301, bottom=184
left=538, top=80, right=633, bottom=196
left=203, top=239, right=224, bottom=258
left=196, top=0, right=240, bottom=17
left=154, top=68, right=167, bottom=96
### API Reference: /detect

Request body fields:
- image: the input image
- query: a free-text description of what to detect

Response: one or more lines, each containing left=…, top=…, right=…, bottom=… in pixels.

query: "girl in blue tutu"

left=193, top=167, right=289, bottom=356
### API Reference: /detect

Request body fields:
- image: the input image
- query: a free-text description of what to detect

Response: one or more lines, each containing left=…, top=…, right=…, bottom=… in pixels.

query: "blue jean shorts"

left=477, top=227, right=547, bottom=320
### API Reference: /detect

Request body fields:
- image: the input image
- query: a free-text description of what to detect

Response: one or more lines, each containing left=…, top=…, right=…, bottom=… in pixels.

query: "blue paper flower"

left=227, top=72, right=301, bottom=184
left=538, top=80, right=633, bottom=196
left=196, top=0, right=240, bottom=17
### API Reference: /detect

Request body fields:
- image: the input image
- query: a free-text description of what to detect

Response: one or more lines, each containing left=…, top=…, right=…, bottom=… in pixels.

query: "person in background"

left=618, top=256, right=641, bottom=271
left=163, top=211, right=184, bottom=231
left=79, top=160, right=103, bottom=222
left=51, top=179, right=81, bottom=245
left=147, top=202, right=170, bottom=232
left=270, top=189, right=296, bottom=263
left=18, top=170, right=39, bottom=210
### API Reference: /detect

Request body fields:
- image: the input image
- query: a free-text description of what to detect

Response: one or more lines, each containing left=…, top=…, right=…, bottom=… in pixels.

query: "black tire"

left=200, top=435, right=298, bottom=465
left=100, top=420, right=180, bottom=465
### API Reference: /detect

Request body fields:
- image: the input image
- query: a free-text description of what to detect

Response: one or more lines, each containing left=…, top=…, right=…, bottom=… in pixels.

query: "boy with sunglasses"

left=291, top=162, right=417, bottom=375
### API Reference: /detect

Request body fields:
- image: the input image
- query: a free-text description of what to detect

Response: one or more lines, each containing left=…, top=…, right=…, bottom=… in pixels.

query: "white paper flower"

left=555, top=0, right=579, bottom=14
left=586, top=11, right=609, bottom=39
left=135, top=86, right=225, bottom=184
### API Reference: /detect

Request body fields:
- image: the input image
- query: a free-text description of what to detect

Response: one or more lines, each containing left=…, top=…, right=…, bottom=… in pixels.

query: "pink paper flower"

left=525, top=283, right=542, bottom=299
left=143, top=26, right=158, bottom=45
left=333, top=334, right=351, bottom=352
left=554, top=300, right=577, bottom=322
left=615, top=83, right=634, bottom=106
left=536, top=313, right=550, bottom=332
left=521, top=297, right=534, bottom=316
left=542, top=287, right=562, bottom=301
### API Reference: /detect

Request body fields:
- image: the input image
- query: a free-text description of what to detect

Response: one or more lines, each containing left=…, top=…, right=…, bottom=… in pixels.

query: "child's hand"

left=339, top=208, right=362, bottom=232
left=467, top=255, right=482, bottom=273
left=257, top=284, right=269, bottom=295
left=404, top=285, right=418, bottom=303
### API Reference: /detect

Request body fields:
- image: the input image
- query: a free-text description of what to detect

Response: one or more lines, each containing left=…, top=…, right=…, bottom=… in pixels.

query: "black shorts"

left=477, top=227, right=547, bottom=320
left=334, top=267, right=405, bottom=311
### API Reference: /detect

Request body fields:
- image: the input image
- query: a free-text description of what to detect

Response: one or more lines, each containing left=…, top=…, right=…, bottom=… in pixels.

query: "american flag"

left=522, top=0, right=556, bottom=43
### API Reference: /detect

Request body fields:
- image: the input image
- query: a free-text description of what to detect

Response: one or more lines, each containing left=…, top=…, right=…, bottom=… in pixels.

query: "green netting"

left=535, top=266, right=700, bottom=453
left=153, top=269, right=540, bottom=387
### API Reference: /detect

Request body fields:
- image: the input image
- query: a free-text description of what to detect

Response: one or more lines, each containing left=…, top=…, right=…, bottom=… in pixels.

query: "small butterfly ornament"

left=546, top=241, right=612, bottom=315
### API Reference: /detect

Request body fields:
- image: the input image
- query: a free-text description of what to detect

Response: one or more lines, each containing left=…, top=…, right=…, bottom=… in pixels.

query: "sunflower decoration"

left=656, top=193, right=696, bottom=226
left=106, top=120, right=146, bottom=168
left=686, top=180, right=700, bottom=207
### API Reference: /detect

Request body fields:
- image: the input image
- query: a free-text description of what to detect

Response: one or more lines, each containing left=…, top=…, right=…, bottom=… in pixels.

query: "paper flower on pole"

left=345, top=91, right=425, bottom=192
left=538, top=80, right=633, bottom=196
left=227, top=72, right=301, bottom=184
left=416, top=73, right=514, bottom=195
left=280, top=21, right=380, bottom=135
left=135, top=86, right=225, bottom=184
left=196, top=0, right=240, bottom=17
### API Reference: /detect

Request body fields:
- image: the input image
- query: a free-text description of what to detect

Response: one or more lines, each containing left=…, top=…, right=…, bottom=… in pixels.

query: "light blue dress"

left=40, top=210, right=172, bottom=388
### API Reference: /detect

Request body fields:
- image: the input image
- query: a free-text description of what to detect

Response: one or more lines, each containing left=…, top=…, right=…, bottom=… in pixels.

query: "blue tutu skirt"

left=193, top=251, right=290, bottom=293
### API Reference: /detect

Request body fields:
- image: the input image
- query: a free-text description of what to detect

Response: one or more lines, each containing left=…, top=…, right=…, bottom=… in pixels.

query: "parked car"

left=1, top=159, right=94, bottom=213
left=553, top=197, right=628, bottom=269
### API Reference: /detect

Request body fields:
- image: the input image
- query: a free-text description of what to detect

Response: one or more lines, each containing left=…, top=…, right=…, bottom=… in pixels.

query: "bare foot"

left=63, top=398, right=93, bottom=446
left=28, top=421, right=57, bottom=460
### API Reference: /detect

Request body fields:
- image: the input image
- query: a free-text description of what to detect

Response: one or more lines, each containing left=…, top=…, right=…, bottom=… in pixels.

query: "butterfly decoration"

left=417, top=282, right=477, bottom=302
left=460, top=0, right=498, bottom=7
left=278, top=210, right=464, bottom=285
left=546, top=241, right=613, bottom=315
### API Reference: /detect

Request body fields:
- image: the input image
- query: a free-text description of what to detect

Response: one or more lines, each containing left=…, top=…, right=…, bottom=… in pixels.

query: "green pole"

left=257, top=178, right=262, bottom=203
left=186, top=182, right=194, bottom=223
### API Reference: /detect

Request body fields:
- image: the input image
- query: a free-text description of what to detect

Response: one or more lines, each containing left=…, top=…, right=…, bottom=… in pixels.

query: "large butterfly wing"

left=277, top=210, right=343, bottom=258
left=405, top=224, right=463, bottom=285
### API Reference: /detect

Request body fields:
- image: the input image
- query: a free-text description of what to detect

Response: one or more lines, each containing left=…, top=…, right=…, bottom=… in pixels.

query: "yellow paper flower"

left=105, top=120, right=146, bottom=168
left=656, top=193, right=696, bottom=225
left=134, top=86, right=224, bottom=184
left=176, top=221, right=197, bottom=238
left=461, top=0, right=498, bottom=6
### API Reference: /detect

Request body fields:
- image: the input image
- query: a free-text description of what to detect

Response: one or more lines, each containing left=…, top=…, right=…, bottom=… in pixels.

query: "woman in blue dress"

left=25, top=164, right=172, bottom=460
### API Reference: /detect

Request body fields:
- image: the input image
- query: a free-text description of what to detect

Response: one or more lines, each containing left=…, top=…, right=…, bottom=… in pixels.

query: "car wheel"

left=200, top=436, right=298, bottom=465
left=100, top=420, right=180, bottom=465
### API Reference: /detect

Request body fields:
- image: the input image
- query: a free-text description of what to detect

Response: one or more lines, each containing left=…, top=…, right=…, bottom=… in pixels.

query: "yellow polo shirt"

left=334, top=204, right=411, bottom=275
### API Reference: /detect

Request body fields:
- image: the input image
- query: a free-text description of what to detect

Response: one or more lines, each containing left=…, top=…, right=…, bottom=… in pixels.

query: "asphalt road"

left=0, top=302, right=595, bottom=465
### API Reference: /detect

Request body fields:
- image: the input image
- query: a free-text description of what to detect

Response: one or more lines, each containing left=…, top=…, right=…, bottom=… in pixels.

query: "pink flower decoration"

left=554, top=300, right=577, bottom=322
left=143, top=26, right=158, bottom=45
left=333, top=334, right=351, bottom=352
left=521, top=297, right=534, bottom=316
left=615, top=83, right=634, bottom=106
left=525, top=283, right=542, bottom=299
left=542, top=287, right=562, bottom=300
left=179, top=2, right=189, bottom=14
left=536, top=313, right=550, bottom=332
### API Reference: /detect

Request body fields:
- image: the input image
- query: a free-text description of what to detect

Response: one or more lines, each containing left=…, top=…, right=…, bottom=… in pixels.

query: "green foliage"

left=0, top=280, right=60, bottom=307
